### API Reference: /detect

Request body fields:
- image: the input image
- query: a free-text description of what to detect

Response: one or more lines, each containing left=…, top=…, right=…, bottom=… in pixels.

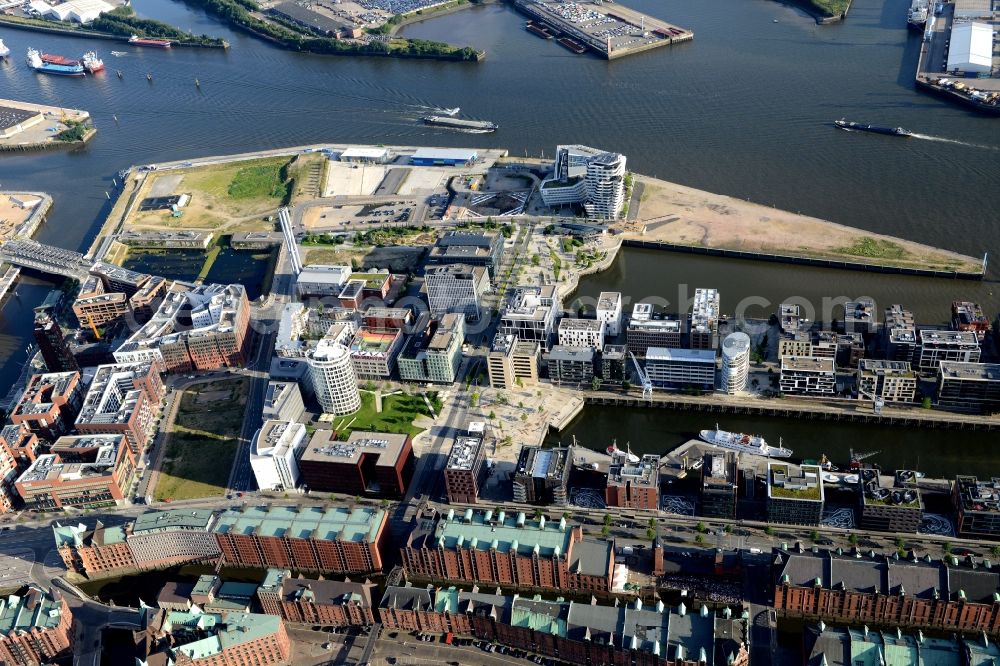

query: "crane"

left=848, top=448, right=880, bottom=471
left=628, top=351, right=653, bottom=400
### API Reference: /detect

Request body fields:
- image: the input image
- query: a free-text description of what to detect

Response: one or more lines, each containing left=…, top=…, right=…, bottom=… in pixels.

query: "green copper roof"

left=213, top=505, right=385, bottom=543
left=260, top=568, right=289, bottom=590
left=133, top=508, right=215, bottom=534
left=433, top=511, right=571, bottom=557
left=0, top=588, right=63, bottom=634
left=192, top=575, right=219, bottom=598
left=167, top=610, right=281, bottom=661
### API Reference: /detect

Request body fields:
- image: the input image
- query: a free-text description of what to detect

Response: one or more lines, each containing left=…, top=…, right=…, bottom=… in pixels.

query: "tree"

left=765, top=526, right=774, bottom=536
left=646, top=528, right=656, bottom=540
left=810, top=530, right=820, bottom=542
left=621, top=379, right=632, bottom=391
left=696, top=522, right=706, bottom=533
left=895, top=536, right=906, bottom=549
left=470, top=392, right=479, bottom=408
left=601, top=524, right=610, bottom=537
left=724, top=524, right=732, bottom=534
left=942, top=541, right=952, bottom=554
left=992, top=545, right=1000, bottom=558
left=849, top=533, right=859, bottom=545
left=488, top=410, right=496, bottom=421
left=695, top=534, right=705, bottom=544
left=562, top=512, right=571, bottom=520
left=648, top=517, right=657, bottom=528
left=921, top=396, right=932, bottom=409
left=380, top=498, right=390, bottom=509
left=603, top=514, right=612, bottom=526
left=520, top=413, right=527, bottom=422
left=534, top=508, right=543, bottom=519
left=591, top=376, right=601, bottom=391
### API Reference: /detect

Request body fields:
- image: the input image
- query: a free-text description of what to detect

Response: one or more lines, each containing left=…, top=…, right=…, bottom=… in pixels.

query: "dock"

left=0, top=191, right=53, bottom=302
left=0, top=98, right=93, bottom=151
left=514, top=0, right=692, bottom=60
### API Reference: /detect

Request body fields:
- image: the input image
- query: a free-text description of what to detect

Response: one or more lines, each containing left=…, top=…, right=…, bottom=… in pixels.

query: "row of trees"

left=92, top=6, right=225, bottom=45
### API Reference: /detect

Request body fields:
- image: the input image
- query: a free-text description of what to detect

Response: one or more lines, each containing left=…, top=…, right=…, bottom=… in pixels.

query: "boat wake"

left=908, top=133, right=1000, bottom=150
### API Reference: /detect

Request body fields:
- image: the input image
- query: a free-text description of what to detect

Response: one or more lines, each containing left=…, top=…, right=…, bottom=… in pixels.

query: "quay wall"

left=622, top=238, right=985, bottom=279
left=582, top=391, right=1000, bottom=430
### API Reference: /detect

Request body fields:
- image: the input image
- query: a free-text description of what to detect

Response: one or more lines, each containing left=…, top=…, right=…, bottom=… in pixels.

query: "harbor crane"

left=628, top=351, right=653, bottom=400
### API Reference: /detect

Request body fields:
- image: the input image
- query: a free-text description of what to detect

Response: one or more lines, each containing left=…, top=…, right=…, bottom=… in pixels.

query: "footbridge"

left=0, top=240, right=92, bottom=280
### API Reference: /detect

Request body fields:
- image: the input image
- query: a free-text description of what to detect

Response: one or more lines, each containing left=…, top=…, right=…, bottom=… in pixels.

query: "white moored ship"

left=699, top=424, right=793, bottom=457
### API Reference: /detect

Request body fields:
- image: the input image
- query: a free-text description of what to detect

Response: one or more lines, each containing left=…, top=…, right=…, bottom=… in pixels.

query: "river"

left=0, top=0, right=996, bottom=465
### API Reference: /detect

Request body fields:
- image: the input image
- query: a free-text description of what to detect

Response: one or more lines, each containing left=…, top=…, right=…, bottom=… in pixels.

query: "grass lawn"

left=155, top=377, right=249, bottom=502
left=331, top=391, right=435, bottom=438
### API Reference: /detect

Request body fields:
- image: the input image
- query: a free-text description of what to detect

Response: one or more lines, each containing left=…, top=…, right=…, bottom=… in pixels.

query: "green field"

left=332, top=391, right=436, bottom=438
left=228, top=164, right=288, bottom=200
left=154, top=378, right=248, bottom=502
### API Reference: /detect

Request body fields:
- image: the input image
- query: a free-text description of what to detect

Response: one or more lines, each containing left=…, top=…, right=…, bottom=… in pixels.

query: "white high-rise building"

left=539, top=145, right=628, bottom=220
left=720, top=332, right=751, bottom=394
left=307, top=338, right=361, bottom=415
left=250, top=420, right=307, bottom=491
left=596, top=292, right=622, bottom=337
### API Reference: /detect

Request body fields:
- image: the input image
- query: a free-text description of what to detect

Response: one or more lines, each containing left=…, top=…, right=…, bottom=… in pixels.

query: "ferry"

left=606, top=440, right=640, bottom=463
left=82, top=52, right=104, bottom=73
left=26, top=48, right=85, bottom=76
left=0, top=39, right=8, bottom=59
left=907, top=0, right=928, bottom=29
left=834, top=119, right=913, bottom=137
left=698, top=424, right=793, bottom=457
left=128, top=35, right=172, bottom=48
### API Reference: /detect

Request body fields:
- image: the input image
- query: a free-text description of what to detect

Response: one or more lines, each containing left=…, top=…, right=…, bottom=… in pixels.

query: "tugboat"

left=82, top=52, right=104, bottom=73
left=26, top=48, right=85, bottom=76
left=834, top=119, right=914, bottom=137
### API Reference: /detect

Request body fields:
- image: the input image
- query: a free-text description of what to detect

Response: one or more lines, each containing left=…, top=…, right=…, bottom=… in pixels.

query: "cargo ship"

left=41, top=53, right=80, bottom=66
left=834, top=120, right=913, bottom=137
left=82, top=52, right=104, bottom=73
left=26, top=48, right=86, bottom=76
left=907, top=0, right=928, bottom=29
left=526, top=20, right=555, bottom=39
left=128, top=35, right=172, bottom=48
left=422, top=115, right=497, bottom=131
left=699, top=424, right=793, bottom=457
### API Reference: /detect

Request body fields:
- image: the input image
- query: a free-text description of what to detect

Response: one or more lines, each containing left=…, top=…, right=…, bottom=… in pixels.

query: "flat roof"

left=768, top=462, right=824, bottom=501
left=939, top=361, right=1000, bottom=382
left=948, top=22, right=994, bottom=70
left=646, top=347, right=716, bottom=363
left=133, top=509, right=215, bottom=534
left=446, top=435, right=485, bottom=471
left=548, top=345, right=595, bottom=362
left=412, top=148, right=478, bottom=161
left=781, top=356, right=835, bottom=372
left=302, top=430, right=409, bottom=468
left=340, top=147, right=390, bottom=158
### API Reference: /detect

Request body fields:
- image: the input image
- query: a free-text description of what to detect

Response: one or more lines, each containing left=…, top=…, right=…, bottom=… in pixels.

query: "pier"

left=0, top=99, right=93, bottom=152
left=514, top=0, right=692, bottom=60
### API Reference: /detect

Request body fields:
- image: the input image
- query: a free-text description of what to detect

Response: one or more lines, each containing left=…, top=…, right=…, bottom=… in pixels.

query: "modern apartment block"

left=539, top=145, right=627, bottom=219
left=937, top=361, right=1000, bottom=414
left=952, top=300, right=990, bottom=339
left=917, top=329, right=981, bottom=372
left=307, top=338, right=361, bottom=416
left=362, top=306, right=411, bottom=333
left=884, top=304, right=918, bottom=363
left=954, top=475, right=1000, bottom=539
left=857, top=359, right=917, bottom=403
left=779, top=303, right=803, bottom=335
left=858, top=469, right=923, bottom=533
left=425, top=264, right=490, bottom=321
left=33, top=311, right=79, bottom=373
left=296, top=264, right=352, bottom=298
left=261, top=381, right=304, bottom=423
left=498, top=285, right=559, bottom=348
left=74, top=361, right=163, bottom=457
left=400, top=509, right=613, bottom=594
left=626, top=304, right=682, bottom=358
left=645, top=348, right=716, bottom=390
left=766, top=463, right=824, bottom=526
left=719, top=332, right=750, bottom=394
left=427, top=231, right=504, bottom=272
left=812, top=330, right=864, bottom=369
left=486, top=334, right=540, bottom=389
left=249, top=420, right=307, bottom=491
left=15, top=434, right=135, bottom=510
left=844, top=299, right=876, bottom=335
left=0, top=424, right=40, bottom=471
left=349, top=327, right=403, bottom=380
left=548, top=345, right=595, bottom=387
left=596, top=291, right=622, bottom=337
left=558, top=317, right=605, bottom=349
left=599, top=344, right=627, bottom=381
left=605, top=452, right=660, bottom=510
left=114, top=283, right=250, bottom=372
left=256, top=569, right=376, bottom=627
left=72, top=277, right=131, bottom=328
left=779, top=356, right=835, bottom=396
left=298, top=430, right=415, bottom=499
left=444, top=433, right=487, bottom=505
left=689, top=288, right=720, bottom=350
left=0, top=443, right=18, bottom=513
left=213, top=505, right=388, bottom=574
left=778, top=332, right=812, bottom=360
left=397, top=313, right=465, bottom=384
left=9, top=371, right=82, bottom=442
left=700, top=452, right=738, bottom=519
left=0, top=586, right=72, bottom=666
left=512, top=445, right=572, bottom=506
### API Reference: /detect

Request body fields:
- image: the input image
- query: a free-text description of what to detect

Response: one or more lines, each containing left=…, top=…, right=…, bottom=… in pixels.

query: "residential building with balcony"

left=857, top=359, right=917, bottom=403
left=487, top=334, right=540, bottom=389
left=397, top=313, right=465, bottom=384
left=937, top=361, right=1000, bottom=414
left=779, top=356, right=835, bottom=396
left=689, top=288, right=720, bottom=350
left=512, top=445, right=572, bottom=506
left=596, top=291, right=623, bottom=337
left=9, top=371, right=82, bottom=442
left=428, top=231, right=504, bottom=271
left=917, top=329, right=980, bottom=372
left=444, top=433, right=487, bottom=505
left=645, top=348, right=716, bottom=390
left=558, top=317, right=605, bottom=349
left=74, top=361, right=163, bottom=457
left=548, top=345, right=595, bottom=387
left=498, top=285, right=558, bottom=349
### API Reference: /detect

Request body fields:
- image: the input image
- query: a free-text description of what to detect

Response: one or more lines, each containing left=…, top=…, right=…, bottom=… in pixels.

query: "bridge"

left=0, top=240, right=92, bottom=280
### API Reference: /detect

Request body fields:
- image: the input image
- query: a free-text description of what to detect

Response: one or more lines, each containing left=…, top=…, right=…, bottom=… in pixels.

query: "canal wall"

left=621, top=238, right=985, bottom=280
left=581, top=390, right=1000, bottom=430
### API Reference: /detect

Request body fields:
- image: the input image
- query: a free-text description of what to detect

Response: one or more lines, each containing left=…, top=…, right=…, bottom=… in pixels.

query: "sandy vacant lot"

left=323, top=162, right=387, bottom=197
left=0, top=195, right=40, bottom=241
left=629, top=175, right=980, bottom=273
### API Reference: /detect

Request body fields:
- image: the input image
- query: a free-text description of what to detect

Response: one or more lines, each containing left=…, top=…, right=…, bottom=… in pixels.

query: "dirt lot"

left=627, top=175, right=981, bottom=273
left=0, top=195, right=40, bottom=241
